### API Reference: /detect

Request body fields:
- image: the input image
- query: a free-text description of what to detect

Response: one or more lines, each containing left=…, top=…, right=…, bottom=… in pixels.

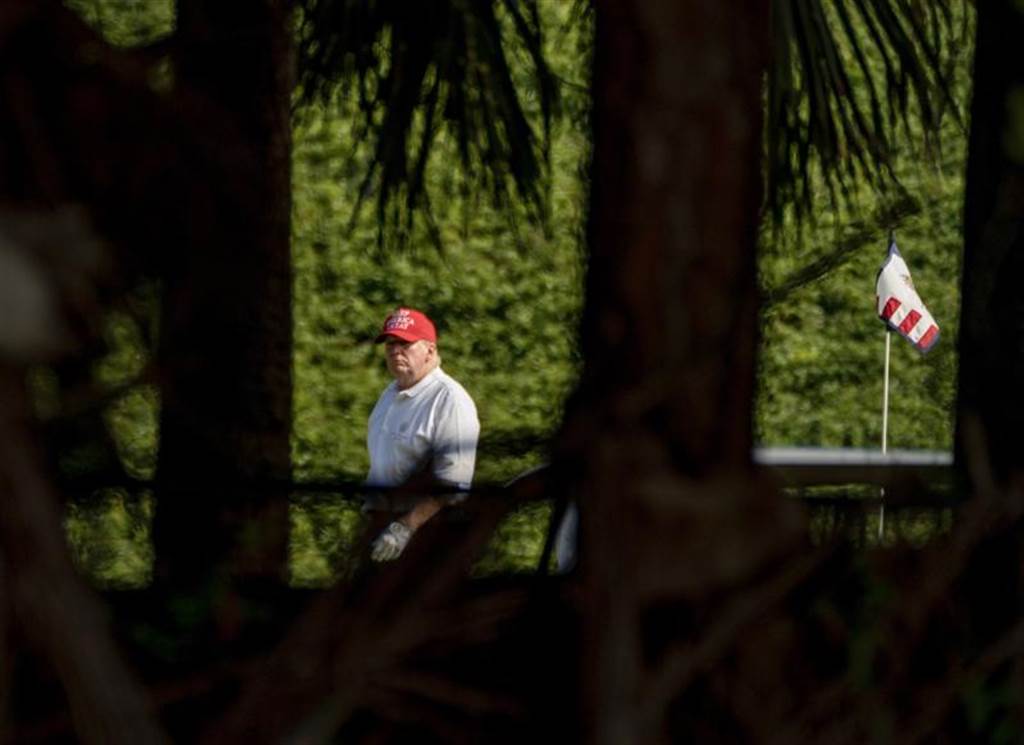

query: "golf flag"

left=876, top=241, right=940, bottom=353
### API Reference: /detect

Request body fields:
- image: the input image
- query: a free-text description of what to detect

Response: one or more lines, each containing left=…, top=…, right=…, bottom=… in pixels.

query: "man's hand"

left=370, top=521, right=412, bottom=562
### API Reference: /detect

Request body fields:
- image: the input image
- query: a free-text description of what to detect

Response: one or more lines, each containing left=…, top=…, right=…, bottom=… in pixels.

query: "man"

left=365, top=307, right=480, bottom=561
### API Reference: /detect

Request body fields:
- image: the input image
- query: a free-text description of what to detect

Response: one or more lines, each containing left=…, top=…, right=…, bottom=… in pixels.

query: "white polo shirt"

left=366, top=367, right=480, bottom=496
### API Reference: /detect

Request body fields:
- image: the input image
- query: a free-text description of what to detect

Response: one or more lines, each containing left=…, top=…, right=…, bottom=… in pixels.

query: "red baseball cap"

left=374, top=307, right=437, bottom=343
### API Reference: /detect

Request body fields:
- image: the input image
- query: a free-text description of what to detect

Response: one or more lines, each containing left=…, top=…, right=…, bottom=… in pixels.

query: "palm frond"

left=766, top=0, right=970, bottom=226
left=295, top=0, right=560, bottom=247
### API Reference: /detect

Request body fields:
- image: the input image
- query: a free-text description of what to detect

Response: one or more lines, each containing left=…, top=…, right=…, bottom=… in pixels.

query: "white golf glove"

left=370, top=521, right=412, bottom=562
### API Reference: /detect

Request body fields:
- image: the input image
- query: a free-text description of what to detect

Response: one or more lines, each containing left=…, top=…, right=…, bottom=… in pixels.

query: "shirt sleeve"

left=431, top=386, right=480, bottom=492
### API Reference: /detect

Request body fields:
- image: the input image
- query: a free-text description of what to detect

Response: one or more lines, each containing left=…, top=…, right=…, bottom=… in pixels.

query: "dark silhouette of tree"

left=150, top=0, right=295, bottom=631
left=951, top=0, right=1024, bottom=718
left=956, top=0, right=1024, bottom=485
left=562, top=3, right=800, bottom=741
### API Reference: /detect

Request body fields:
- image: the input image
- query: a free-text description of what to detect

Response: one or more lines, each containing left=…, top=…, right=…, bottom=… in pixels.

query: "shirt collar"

left=396, top=366, right=441, bottom=399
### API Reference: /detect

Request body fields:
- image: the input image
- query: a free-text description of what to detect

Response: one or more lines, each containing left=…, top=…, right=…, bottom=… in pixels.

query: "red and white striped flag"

left=876, top=241, right=940, bottom=353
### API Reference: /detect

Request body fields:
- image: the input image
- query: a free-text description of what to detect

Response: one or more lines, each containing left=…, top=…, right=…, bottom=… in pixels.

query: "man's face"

left=384, top=337, right=435, bottom=388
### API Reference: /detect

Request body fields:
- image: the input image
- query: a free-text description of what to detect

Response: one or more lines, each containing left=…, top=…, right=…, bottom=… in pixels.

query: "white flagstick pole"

left=879, top=328, right=891, bottom=541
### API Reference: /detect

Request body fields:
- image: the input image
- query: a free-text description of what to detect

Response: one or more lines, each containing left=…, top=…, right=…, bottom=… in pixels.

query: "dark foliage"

left=766, top=0, right=968, bottom=223
left=295, top=0, right=560, bottom=244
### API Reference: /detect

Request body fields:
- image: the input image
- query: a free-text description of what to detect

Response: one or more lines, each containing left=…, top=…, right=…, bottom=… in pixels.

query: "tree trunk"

left=954, top=0, right=1024, bottom=703
left=561, top=3, right=804, bottom=743
left=956, top=0, right=1024, bottom=487
left=153, top=0, right=294, bottom=591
